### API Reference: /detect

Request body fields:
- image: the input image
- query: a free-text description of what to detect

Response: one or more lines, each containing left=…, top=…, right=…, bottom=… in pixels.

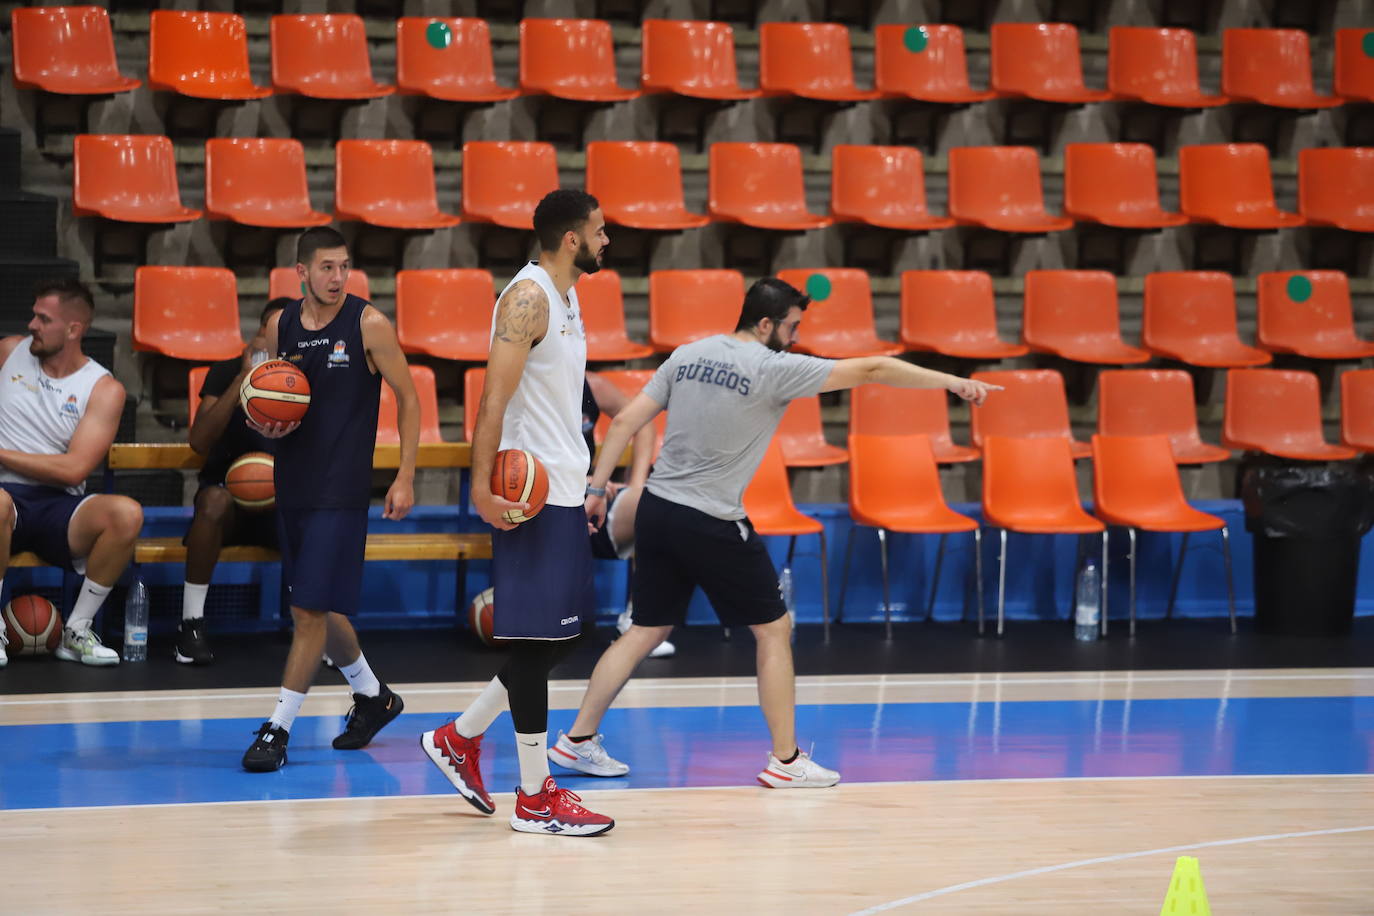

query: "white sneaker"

left=0, top=629, right=8, bottom=667
left=54, top=627, right=120, bottom=667
left=618, top=604, right=675, bottom=658
left=548, top=730, right=630, bottom=777
left=756, top=751, right=840, bottom=788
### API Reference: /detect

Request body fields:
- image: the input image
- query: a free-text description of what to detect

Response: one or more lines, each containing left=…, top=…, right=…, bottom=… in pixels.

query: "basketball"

left=239, top=359, right=310, bottom=428
left=4, top=594, right=63, bottom=655
left=490, top=448, right=548, bottom=525
left=467, top=587, right=507, bottom=647
left=226, top=451, right=275, bottom=510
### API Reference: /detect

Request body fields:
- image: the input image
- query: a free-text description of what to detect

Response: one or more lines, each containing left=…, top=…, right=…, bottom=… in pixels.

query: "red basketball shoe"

left=421, top=722, right=495, bottom=814
left=510, top=776, right=615, bottom=836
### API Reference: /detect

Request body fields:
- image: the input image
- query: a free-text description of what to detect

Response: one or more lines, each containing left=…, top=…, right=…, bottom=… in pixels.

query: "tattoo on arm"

left=493, top=280, right=549, bottom=346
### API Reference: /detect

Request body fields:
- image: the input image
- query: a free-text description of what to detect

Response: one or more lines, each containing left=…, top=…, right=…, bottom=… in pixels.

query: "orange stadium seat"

left=575, top=271, right=654, bottom=361
left=205, top=138, right=330, bottom=228
left=268, top=267, right=370, bottom=302
left=1257, top=271, right=1374, bottom=360
left=708, top=143, right=833, bottom=230
left=970, top=369, right=1091, bottom=458
left=1142, top=272, right=1271, bottom=367
left=1063, top=143, right=1188, bottom=228
left=592, top=370, right=665, bottom=458
left=990, top=23, right=1111, bottom=103
left=148, top=11, right=270, bottom=100
left=830, top=145, right=954, bottom=231
left=849, top=384, right=980, bottom=463
left=648, top=270, right=744, bottom=352
left=1222, top=29, right=1341, bottom=108
left=777, top=396, right=847, bottom=467
left=742, top=438, right=830, bottom=634
left=1340, top=369, right=1374, bottom=451
left=334, top=140, right=459, bottom=229
left=519, top=19, right=639, bottom=102
left=874, top=24, right=996, bottom=103
left=1298, top=148, right=1374, bottom=231
left=395, top=17, right=520, bottom=103
left=72, top=135, right=201, bottom=223
left=1022, top=271, right=1151, bottom=364
left=11, top=6, right=140, bottom=95
left=1179, top=144, right=1305, bottom=228
left=270, top=15, right=393, bottom=99
left=1107, top=27, right=1228, bottom=107
left=1335, top=28, right=1374, bottom=102
left=462, top=367, right=484, bottom=441
left=133, top=267, right=244, bottom=361
left=460, top=141, right=560, bottom=230
left=585, top=142, right=710, bottom=230
left=395, top=269, right=495, bottom=361
left=947, top=147, right=1074, bottom=233
left=640, top=19, right=760, bottom=100
left=1097, top=369, right=1230, bottom=464
left=899, top=270, right=1028, bottom=359
left=758, top=23, right=881, bottom=102
left=187, top=365, right=209, bottom=425
left=775, top=269, right=902, bottom=358
left=377, top=365, right=445, bottom=445
left=1223, top=369, right=1357, bottom=460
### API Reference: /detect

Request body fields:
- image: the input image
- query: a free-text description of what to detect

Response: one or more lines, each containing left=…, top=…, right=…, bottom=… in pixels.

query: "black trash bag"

left=1241, top=461, right=1374, bottom=539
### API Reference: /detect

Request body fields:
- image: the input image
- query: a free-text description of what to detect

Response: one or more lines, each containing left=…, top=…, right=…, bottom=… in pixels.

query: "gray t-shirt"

left=642, top=335, right=833, bottom=520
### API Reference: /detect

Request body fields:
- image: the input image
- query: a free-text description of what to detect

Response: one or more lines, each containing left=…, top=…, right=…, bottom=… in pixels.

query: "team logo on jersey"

left=10, top=373, right=39, bottom=394
left=61, top=394, right=79, bottom=417
left=327, top=340, right=350, bottom=367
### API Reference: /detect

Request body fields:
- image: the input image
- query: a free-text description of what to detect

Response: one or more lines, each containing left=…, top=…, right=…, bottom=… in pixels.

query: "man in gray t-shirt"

left=548, top=278, right=999, bottom=789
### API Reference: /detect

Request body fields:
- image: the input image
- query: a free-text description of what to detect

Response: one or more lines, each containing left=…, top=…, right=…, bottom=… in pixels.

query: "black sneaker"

left=332, top=684, right=404, bottom=750
left=174, top=619, right=214, bottom=665
left=242, top=722, right=289, bottom=772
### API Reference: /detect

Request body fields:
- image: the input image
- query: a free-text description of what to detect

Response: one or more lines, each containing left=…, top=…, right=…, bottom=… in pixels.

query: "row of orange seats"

left=13, top=9, right=1374, bottom=110
left=72, top=134, right=1374, bottom=237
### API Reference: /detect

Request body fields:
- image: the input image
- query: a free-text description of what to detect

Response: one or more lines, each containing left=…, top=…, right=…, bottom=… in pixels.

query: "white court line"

left=847, top=824, right=1374, bottom=914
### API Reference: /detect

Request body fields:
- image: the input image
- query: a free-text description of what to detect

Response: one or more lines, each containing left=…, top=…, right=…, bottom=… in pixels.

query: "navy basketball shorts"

left=631, top=489, right=787, bottom=629
left=276, top=507, right=367, bottom=616
left=1, top=482, right=95, bottom=574
left=492, top=504, right=593, bottom=640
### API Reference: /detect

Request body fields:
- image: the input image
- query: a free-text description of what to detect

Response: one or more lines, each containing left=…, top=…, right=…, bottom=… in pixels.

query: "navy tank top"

left=274, top=294, right=380, bottom=509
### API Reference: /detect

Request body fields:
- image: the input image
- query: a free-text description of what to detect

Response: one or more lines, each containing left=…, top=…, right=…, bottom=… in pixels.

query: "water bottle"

left=1074, top=555, right=1101, bottom=642
left=779, top=567, right=797, bottom=641
left=250, top=348, right=270, bottom=368
left=123, top=580, right=149, bottom=662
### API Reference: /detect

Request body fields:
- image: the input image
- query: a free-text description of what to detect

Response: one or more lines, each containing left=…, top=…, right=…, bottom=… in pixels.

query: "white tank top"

left=0, top=338, right=112, bottom=495
left=492, top=262, right=589, bottom=508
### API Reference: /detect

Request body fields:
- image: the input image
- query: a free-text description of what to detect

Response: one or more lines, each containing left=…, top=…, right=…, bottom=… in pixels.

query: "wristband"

left=585, top=486, right=606, bottom=498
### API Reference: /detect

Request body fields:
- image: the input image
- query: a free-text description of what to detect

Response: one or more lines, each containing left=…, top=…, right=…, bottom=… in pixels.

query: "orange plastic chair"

left=575, top=271, right=654, bottom=361
left=1063, top=143, right=1188, bottom=228
left=11, top=6, right=141, bottom=95
left=776, top=395, right=848, bottom=468
left=1142, top=272, right=1272, bottom=368
left=1107, top=27, right=1228, bottom=107
left=982, top=435, right=1106, bottom=636
left=1022, top=271, right=1152, bottom=364
left=395, top=269, right=495, bottom=361
left=1257, top=271, right=1374, bottom=360
left=133, top=267, right=244, bottom=361
left=742, top=438, right=830, bottom=637
left=395, top=17, right=520, bottom=103
left=1222, top=29, right=1341, bottom=108
left=268, top=267, right=370, bottom=302
left=1335, top=28, right=1374, bottom=102
left=989, top=23, right=1111, bottom=103
left=271, top=15, right=393, bottom=99
left=758, top=23, right=881, bottom=102
left=830, top=145, right=954, bottom=231
left=334, top=140, right=459, bottom=229
left=519, top=19, right=639, bottom=102
left=775, top=269, right=903, bottom=358
left=1223, top=368, right=1357, bottom=460
left=947, top=147, right=1074, bottom=232
left=462, top=367, right=485, bottom=441
left=1097, top=369, right=1230, bottom=464
left=592, top=370, right=665, bottom=459
left=1340, top=369, right=1374, bottom=451
left=648, top=270, right=744, bottom=352
left=585, top=142, right=710, bottom=230
left=841, top=434, right=981, bottom=636
left=204, top=138, right=330, bottom=228
left=708, top=143, right=833, bottom=230
left=1091, top=433, right=1235, bottom=635
left=874, top=24, right=996, bottom=103
left=148, top=11, right=271, bottom=100
left=1178, top=144, right=1305, bottom=228
left=377, top=365, right=445, bottom=445
left=849, top=383, right=979, bottom=463
left=460, top=141, right=560, bottom=230
left=640, top=19, right=760, bottom=100
left=970, top=369, right=1090, bottom=458
left=72, top=135, right=202, bottom=223
left=1298, top=148, right=1374, bottom=232
left=187, top=365, right=209, bottom=426
left=899, top=270, right=1028, bottom=359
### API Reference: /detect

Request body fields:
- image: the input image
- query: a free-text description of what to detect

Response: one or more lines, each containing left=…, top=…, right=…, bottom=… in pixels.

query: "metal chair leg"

left=1127, top=527, right=1138, bottom=638
left=925, top=533, right=948, bottom=623
left=974, top=527, right=985, bottom=636
left=996, top=528, right=1008, bottom=637
left=1165, top=532, right=1191, bottom=619
left=818, top=529, right=831, bottom=643
left=878, top=528, right=892, bottom=640
left=1221, top=526, right=1237, bottom=634
left=786, top=534, right=798, bottom=567
left=837, top=526, right=857, bottom=624
left=1101, top=529, right=1110, bottom=638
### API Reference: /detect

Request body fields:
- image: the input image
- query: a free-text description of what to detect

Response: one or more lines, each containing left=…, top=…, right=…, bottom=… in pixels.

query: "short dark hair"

left=262, top=297, right=292, bottom=325
left=296, top=226, right=348, bottom=266
left=734, top=278, right=810, bottom=332
left=34, top=277, right=95, bottom=319
left=533, top=189, right=599, bottom=253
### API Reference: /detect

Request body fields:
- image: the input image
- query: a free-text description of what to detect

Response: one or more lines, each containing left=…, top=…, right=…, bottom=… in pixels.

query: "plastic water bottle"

left=1074, top=555, right=1101, bottom=642
left=779, top=567, right=797, bottom=641
left=123, top=580, right=149, bottom=662
left=250, top=348, right=270, bottom=368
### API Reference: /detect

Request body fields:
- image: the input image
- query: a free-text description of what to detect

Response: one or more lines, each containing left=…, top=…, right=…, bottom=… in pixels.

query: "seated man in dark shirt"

left=179, top=298, right=290, bottom=664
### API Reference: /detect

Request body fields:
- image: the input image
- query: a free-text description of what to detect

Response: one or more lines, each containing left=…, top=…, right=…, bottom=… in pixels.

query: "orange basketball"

left=4, top=594, right=63, bottom=655
left=490, top=449, right=549, bottom=525
left=467, top=587, right=508, bottom=647
left=226, top=451, right=275, bottom=510
left=239, top=359, right=310, bottom=427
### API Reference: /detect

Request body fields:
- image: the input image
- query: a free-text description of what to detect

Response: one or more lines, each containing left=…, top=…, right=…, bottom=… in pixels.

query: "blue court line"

left=2, top=696, right=1371, bottom=811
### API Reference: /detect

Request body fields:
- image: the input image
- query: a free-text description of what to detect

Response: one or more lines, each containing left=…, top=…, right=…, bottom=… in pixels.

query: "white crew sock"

left=269, top=687, right=307, bottom=732
left=339, top=654, right=381, bottom=698
left=515, top=731, right=550, bottom=796
left=455, top=677, right=509, bottom=738
left=66, top=579, right=112, bottom=633
left=182, top=582, right=209, bottom=621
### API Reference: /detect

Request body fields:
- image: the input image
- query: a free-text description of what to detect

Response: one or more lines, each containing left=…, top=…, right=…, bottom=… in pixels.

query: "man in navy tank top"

left=421, top=190, right=615, bottom=836
left=241, top=227, right=421, bottom=773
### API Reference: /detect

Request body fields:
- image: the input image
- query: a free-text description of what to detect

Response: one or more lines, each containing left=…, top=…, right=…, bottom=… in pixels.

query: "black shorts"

left=631, top=489, right=787, bottom=629
left=1, top=482, right=93, bottom=574
left=186, top=485, right=278, bottom=549
left=492, top=504, right=593, bottom=640
left=277, top=507, right=367, bottom=616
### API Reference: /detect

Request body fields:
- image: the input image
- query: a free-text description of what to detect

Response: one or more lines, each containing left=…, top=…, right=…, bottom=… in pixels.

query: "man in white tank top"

left=421, top=190, right=615, bottom=836
left=0, top=279, right=143, bottom=668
